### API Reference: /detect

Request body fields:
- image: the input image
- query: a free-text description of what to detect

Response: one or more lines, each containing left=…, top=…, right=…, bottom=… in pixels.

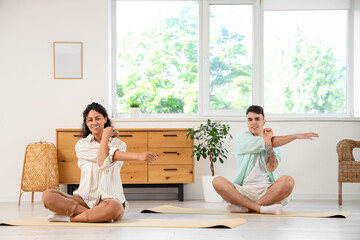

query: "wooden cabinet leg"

left=178, top=184, right=184, bottom=202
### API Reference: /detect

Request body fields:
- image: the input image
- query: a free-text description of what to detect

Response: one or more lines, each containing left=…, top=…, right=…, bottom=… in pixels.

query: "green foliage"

left=118, top=5, right=345, bottom=115
left=117, top=3, right=250, bottom=114
left=187, top=119, right=232, bottom=176
left=264, top=29, right=346, bottom=113
left=129, top=101, right=140, bottom=108
left=209, top=24, right=252, bottom=110
left=117, top=3, right=199, bottom=114
left=155, top=96, right=184, bottom=113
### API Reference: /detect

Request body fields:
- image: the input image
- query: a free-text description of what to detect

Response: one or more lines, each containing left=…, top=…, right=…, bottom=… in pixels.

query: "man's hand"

left=262, top=128, right=273, bottom=144
left=137, top=152, right=158, bottom=163
left=295, top=132, right=319, bottom=140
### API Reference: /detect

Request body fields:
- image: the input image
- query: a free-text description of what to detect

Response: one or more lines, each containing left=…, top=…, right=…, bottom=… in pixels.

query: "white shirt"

left=73, top=134, right=127, bottom=208
left=243, top=154, right=272, bottom=186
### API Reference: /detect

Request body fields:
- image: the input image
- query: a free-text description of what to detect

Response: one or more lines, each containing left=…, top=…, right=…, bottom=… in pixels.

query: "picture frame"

left=53, top=42, right=83, bottom=79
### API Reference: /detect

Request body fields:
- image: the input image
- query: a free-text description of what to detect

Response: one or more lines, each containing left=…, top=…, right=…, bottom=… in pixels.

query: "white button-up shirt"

left=73, top=134, right=127, bottom=208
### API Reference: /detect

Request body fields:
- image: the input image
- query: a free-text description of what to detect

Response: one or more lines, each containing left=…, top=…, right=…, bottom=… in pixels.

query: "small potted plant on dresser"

left=187, top=119, right=232, bottom=202
left=129, top=101, right=141, bottom=118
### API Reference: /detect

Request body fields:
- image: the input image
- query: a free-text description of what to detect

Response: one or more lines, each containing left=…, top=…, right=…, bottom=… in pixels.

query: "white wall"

left=0, top=0, right=359, bottom=202
left=0, top=0, right=109, bottom=201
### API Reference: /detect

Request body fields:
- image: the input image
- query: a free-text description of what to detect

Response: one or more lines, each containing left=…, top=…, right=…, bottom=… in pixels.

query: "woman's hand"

left=102, top=127, right=118, bottom=139
left=137, top=152, right=158, bottom=163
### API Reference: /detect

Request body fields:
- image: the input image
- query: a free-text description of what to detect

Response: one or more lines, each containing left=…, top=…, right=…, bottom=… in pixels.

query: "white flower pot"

left=202, top=175, right=223, bottom=202
left=130, top=107, right=141, bottom=118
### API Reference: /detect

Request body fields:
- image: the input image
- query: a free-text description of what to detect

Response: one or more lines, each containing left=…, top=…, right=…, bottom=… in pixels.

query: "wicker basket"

left=18, top=141, right=59, bottom=206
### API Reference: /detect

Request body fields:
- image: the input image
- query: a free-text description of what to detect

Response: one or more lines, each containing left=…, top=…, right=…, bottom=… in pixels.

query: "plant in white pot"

left=129, top=101, right=141, bottom=118
left=187, top=119, right=232, bottom=202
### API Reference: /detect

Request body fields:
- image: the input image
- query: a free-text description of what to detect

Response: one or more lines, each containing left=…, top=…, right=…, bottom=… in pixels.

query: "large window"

left=113, top=0, right=352, bottom=117
left=209, top=5, right=252, bottom=111
left=264, top=10, right=347, bottom=114
left=116, top=1, right=199, bottom=115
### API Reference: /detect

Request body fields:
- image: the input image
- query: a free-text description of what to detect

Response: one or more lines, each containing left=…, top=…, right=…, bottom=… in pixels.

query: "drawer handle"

left=73, top=134, right=83, bottom=138
left=163, top=134, right=178, bottom=137
left=163, top=151, right=180, bottom=155
left=119, top=135, right=133, bottom=137
left=163, top=168, right=178, bottom=171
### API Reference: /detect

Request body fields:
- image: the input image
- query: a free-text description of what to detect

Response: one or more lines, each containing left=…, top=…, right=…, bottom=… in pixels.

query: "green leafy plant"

left=187, top=119, right=232, bottom=176
left=129, top=101, right=140, bottom=108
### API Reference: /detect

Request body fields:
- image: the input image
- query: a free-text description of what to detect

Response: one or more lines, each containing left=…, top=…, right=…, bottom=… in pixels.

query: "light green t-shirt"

left=233, top=130, right=282, bottom=186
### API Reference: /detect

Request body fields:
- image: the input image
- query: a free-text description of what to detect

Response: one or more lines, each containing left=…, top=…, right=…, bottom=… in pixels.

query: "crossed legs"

left=212, top=176, right=294, bottom=214
left=42, top=189, right=124, bottom=222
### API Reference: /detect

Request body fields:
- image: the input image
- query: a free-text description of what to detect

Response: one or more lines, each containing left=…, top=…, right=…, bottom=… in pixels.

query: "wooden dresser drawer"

left=148, top=165, right=193, bottom=183
left=121, top=162, right=148, bottom=183
left=149, top=147, right=193, bottom=165
left=57, top=131, right=83, bottom=184
left=57, top=131, right=83, bottom=162
left=57, top=129, right=194, bottom=187
left=149, top=131, right=192, bottom=148
left=117, top=131, right=147, bottom=152
left=58, top=162, right=81, bottom=184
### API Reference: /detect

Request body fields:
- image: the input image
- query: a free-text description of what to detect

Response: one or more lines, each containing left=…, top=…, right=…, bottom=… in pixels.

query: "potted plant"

left=129, top=101, right=141, bottom=118
left=187, top=119, right=232, bottom=202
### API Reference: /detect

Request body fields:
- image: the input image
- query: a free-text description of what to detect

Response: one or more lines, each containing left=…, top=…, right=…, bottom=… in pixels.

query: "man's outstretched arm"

left=271, top=133, right=319, bottom=148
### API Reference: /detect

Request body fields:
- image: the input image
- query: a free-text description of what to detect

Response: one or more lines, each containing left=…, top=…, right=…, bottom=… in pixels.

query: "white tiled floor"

left=1, top=199, right=359, bottom=240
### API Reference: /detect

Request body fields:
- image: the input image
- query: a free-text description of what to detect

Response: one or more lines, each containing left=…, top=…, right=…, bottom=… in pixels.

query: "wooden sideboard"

left=56, top=129, right=194, bottom=201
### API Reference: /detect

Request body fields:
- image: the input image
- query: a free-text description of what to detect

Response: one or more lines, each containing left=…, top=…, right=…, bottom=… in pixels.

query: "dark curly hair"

left=246, top=105, right=265, bottom=119
left=82, top=102, right=112, bottom=138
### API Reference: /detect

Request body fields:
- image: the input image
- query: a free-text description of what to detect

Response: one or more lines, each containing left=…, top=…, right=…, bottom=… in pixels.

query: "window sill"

left=111, top=116, right=360, bottom=123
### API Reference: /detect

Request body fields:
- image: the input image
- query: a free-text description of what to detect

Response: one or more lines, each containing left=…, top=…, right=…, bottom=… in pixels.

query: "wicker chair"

left=336, top=139, right=360, bottom=205
left=19, top=142, right=59, bottom=206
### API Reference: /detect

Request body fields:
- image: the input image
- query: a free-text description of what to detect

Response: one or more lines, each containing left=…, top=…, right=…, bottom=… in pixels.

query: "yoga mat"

left=0, top=216, right=246, bottom=229
left=141, top=205, right=351, bottom=218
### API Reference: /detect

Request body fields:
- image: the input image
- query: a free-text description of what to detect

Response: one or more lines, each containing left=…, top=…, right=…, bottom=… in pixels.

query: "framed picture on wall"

left=53, top=42, right=83, bottom=79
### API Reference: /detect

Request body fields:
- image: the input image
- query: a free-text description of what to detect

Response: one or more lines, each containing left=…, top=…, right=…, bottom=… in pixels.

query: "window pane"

left=116, top=1, right=198, bottom=114
left=264, top=10, right=347, bottom=114
left=209, top=5, right=252, bottom=110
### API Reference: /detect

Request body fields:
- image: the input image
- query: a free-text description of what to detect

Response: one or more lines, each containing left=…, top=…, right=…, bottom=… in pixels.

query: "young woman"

left=42, top=102, right=157, bottom=222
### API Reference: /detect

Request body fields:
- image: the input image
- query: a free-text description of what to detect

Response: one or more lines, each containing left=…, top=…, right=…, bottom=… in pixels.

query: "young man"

left=212, top=105, right=319, bottom=215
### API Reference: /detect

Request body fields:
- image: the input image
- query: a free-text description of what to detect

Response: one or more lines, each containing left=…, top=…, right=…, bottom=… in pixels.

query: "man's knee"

left=280, top=175, right=295, bottom=193
left=212, top=176, right=228, bottom=192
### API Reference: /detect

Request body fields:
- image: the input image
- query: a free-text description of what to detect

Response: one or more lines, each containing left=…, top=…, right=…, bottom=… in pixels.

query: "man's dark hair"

left=82, top=102, right=112, bottom=138
left=246, top=105, right=265, bottom=118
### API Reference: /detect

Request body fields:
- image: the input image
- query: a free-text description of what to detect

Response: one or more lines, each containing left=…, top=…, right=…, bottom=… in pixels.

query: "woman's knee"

left=41, top=189, right=57, bottom=206
left=103, top=199, right=123, bottom=219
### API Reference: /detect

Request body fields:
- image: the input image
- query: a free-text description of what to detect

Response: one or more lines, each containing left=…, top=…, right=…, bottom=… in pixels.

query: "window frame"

left=262, top=0, right=353, bottom=118
left=110, top=0, right=354, bottom=119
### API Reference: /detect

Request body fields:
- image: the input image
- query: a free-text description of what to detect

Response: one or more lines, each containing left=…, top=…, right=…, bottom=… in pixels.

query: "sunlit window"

left=113, top=0, right=352, bottom=117
left=209, top=5, right=252, bottom=111
left=264, top=10, right=347, bottom=114
left=116, top=1, right=199, bottom=114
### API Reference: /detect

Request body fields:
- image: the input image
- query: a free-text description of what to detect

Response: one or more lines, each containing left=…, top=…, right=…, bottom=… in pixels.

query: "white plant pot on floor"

left=129, top=107, right=141, bottom=118
left=202, top=176, right=223, bottom=202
